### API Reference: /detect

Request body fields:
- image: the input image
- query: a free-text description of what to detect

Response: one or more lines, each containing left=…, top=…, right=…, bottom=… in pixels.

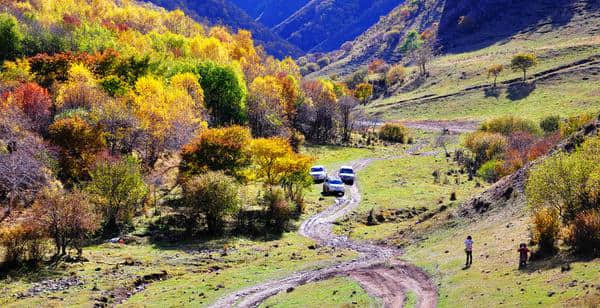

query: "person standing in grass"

left=518, top=243, right=530, bottom=269
left=464, top=235, right=473, bottom=267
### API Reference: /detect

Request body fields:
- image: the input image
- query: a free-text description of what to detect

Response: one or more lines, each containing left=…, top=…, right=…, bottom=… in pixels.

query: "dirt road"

left=210, top=152, right=437, bottom=307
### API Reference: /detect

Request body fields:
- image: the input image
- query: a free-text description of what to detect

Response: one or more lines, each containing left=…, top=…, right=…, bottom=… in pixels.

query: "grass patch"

left=259, top=276, right=379, bottom=308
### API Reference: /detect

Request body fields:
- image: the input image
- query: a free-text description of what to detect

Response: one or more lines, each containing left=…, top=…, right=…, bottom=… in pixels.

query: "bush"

left=479, top=116, right=541, bottom=136
left=567, top=210, right=600, bottom=255
left=539, top=115, right=560, bottom=134
left=464, top=131, right=507, bottom=164
left=560, top=113, right=595, bottom=137
left=305, top=63, right=320, bottom=73
left=386, top=65, right=406, bottom=86
left=86, top=156, right=147, bottom=234
left=0, top=220, right=47, bottom=265
left=262, top=188, right=293, bottom=232
left=181, top=171, right=241, bottom=234
left=0, top=13, right=23, bottom=62
left=531, top=208, right=560, bottom=253
left=32, top=189, right=99, bottom=256
left=379, top=123, right=410, bottom=143
left=317, top=57, right=331, bottom=68
left=180, top=126, right=252, bottom=177
left=477, top=159, right=503, bottom=183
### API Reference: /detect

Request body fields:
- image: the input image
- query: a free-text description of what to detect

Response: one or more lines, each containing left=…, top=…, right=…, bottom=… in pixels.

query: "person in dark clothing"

left=518, top=243, right=530, bottom=268
left=464, top=235, right=473, bottom=267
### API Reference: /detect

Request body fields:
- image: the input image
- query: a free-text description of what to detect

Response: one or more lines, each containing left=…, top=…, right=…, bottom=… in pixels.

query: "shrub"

left=479, top=116, right=540, bottom=136
left=368, top=59, right=389, bottom=74
left=0, top=219, right=47, bottom=265
left=477, top=159, right=503, bottom=183
left=307, top=63, right=321, bottom=73
left=531, top=208, right=560, bottom=253
left=560, top=113, right=595, bottom=137
left=539, top=115, right=560, bottom=134
left=180, top=126, right=252, bottom=177
left=379, top=123, right=410, bottom=143
left=7, top=82, right=52, bottom=131
left=0, top=13, right=23, bottom=62
left=316, top=57, right=331, bottom=68
left=383, top=29, right=402, bottom=44
left=31, top=189, right=99, bottom=256
left=463, top=131, right=507, bottom=164
left=262, top=188, right=293, bottom=232
left=567, top=210, right=600, bottom=255
left=86, top=156, right=148, bottom=234
left=386, top=65, right=406, bottom=86
left=181, top=171, right=240, bottom=234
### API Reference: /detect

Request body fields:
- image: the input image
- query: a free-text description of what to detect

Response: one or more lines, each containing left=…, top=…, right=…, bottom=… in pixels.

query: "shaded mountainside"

left=146, top=0, right=304, bottom=58
left=438, top=0, right=600, bottom=52
left=312, top=0, right=600, bottom=77
left=274, top=0, right=406, bottom=53
left=230, top=0, right=310, bottom=27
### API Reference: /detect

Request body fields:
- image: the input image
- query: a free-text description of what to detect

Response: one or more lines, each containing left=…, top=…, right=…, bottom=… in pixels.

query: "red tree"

left=9, top=82, right=52, bottom=131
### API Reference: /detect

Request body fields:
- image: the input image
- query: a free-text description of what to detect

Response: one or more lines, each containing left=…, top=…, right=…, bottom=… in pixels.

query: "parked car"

left=310, top=165, right=327, bottom=183
left=323, top=177, right=345, bottom=196
left=339, top=166, right=355, bottom=185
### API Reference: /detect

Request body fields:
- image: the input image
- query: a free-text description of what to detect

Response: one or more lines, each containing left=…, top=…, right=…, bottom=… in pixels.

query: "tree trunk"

left=523, top=70, right=527, bottom=81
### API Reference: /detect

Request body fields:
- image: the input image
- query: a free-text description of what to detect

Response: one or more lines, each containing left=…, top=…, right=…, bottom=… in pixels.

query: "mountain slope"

left=311, top=0, right=600, bottom=77
left=230, top=0, right=310, bottom=27
left=146, top=0, right=304, bottom=58
left=274, top=0, right=406, bottom=53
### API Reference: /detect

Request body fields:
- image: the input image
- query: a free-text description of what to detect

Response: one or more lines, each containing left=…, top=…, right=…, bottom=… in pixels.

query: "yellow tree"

left=249, top=137, right=292, bottom=187
left=132, top=75, right=200, bottom=166
left=487, top=64, right=504, bottom=88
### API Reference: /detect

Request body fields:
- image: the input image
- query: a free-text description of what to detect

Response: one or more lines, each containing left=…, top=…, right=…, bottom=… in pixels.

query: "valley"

left=1, top=0, right=600, bottom=307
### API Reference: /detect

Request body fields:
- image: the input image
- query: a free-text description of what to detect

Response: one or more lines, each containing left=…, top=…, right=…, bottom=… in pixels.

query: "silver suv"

left=310, top=165, right=327, bottom=183
left=339, top=166, right=355, bottom=185
left=323, top=177, right=345, bottom=196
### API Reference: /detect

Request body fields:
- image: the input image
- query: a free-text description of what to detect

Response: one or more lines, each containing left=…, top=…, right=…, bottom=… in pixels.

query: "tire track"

left=210, top=144, right=438, bottom=308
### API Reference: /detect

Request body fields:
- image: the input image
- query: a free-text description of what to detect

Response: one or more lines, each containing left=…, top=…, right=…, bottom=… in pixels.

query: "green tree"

left=197, top=61, right=247, bottom=125
left=181, top=171, right=240, bottom=234
left=0, top=13, right=23, bottom=62
left=86, top=156, right=148, bottom=233
left=511, top=53, right=538, bottom=81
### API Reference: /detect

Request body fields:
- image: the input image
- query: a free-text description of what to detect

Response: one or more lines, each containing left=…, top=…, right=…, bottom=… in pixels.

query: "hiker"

left=464, top=235, right=473, bottom=267
left=518, top=243, right=530, bottom=268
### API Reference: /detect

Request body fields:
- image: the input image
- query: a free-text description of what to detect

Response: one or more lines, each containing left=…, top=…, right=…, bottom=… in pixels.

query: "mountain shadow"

left=437, top=0, right=598, bottom=53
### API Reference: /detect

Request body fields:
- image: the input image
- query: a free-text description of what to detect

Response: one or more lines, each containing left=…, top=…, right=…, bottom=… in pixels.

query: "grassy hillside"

left=365, top=35, right=600, bottom=122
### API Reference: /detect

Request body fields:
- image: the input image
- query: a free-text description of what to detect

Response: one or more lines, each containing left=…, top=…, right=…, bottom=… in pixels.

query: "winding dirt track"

left=210, top=153, right=438, bottom=307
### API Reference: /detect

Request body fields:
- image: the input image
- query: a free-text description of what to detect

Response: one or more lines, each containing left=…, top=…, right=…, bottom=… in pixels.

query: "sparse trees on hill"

left=511, top=53, right=538, bottom=81
left=409, top=41, right=436, bottom=76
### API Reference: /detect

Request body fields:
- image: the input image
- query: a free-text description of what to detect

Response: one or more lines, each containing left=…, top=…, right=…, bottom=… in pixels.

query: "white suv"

left=323, top=177, right=345, bottom=196
left=339, top=166, right=355, bottom=185
left=310, top=165, right=327, bottom=183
